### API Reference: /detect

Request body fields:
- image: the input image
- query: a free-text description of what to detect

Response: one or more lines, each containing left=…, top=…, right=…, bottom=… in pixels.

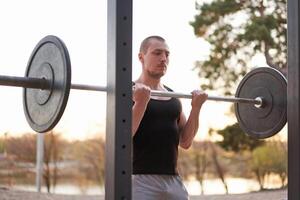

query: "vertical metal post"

left=106, top=0, right=132, bottom=199
left=288, top=0, right=300, bottom=199
left=36, top=133, right=44, bottom=192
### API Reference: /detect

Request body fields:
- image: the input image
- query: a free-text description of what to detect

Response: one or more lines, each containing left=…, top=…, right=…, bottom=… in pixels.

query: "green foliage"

left=192, top=0, right=241, bottom=34
left=0, top=137, right=4, bottom=153
left=190, top=0, right=287, bottom=94
left=250, top=141, right=287, bottom=189
left=216, top=123, right=264, bottom=152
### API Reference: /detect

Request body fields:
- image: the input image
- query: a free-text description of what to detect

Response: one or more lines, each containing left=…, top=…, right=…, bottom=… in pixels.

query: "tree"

left=208, top=140, right=228, bottom=194
left=190, top=0, right=287, bottom=94
left=178, top=141, right=229, bottom=194
left=250, top=141, right=287, bottom=190
left=43, top=131, right=67, bottom=193
left=178, top=148, right=195, bottom=180
left=6, top=133, right=36, bottom=163
left=263, top=141, right=287, bottom=188
left=192, top=141, right=209, bottom=195
left=0, top=135, right=5, bottom=154
left=216, top=123, right=264, bottom=152
left=251, top=145, right=270, bottom=190
left=75, top=137, right=105, bottom=186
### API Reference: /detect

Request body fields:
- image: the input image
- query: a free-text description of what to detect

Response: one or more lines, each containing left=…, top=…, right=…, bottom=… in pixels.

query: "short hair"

left=139, top=35, right=166, bottom=54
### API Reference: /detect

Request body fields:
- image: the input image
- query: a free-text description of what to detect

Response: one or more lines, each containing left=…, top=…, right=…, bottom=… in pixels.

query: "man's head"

left=138, top=36, right=170, bottom=79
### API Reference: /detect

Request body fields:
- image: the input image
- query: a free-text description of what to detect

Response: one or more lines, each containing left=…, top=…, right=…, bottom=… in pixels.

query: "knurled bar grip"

left=0, top=74, right=262, bottom=106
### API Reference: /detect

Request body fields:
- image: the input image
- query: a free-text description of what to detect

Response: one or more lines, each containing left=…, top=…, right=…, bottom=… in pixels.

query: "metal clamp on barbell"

left=0, top=35, right=287, bottom=139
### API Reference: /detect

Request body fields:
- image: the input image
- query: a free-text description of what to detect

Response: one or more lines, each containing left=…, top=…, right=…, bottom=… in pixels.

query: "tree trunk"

left=43, top=164, right=51, bottom=193
left=209, top=142, right=228, bottom=194
left=254, top=169, right=265, bottom=190
left=194, top=142, right=208, bottom=195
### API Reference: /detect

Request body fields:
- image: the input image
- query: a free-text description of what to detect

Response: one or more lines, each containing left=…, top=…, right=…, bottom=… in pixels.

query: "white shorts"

left=132, top=175, right=189, bottom=200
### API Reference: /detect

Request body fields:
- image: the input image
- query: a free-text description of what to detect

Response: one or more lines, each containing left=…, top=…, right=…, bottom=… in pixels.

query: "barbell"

left=0, top=35, right=287, bottom=139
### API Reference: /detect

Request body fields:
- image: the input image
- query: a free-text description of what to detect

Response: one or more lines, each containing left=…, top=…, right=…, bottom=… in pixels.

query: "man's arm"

left=132, top=83, right=151, bottom=136
left=178, top=90, right=207, bottom=149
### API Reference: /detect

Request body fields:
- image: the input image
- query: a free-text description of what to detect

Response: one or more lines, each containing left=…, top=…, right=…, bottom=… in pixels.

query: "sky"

left=0, top=0, right=285, bottom=141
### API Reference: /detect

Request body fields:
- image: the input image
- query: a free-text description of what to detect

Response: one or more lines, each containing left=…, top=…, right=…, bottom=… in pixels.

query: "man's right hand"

left=133, top=83, right=151, bottom=105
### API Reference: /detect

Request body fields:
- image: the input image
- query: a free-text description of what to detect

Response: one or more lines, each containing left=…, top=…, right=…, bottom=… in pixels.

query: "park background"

left=0, top=0, right=287, bottom=197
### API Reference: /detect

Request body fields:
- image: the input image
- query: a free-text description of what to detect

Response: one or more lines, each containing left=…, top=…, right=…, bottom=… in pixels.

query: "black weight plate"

left=23, top=35, right=71, bottom=133
left=235, top=67, right=287, bottom=139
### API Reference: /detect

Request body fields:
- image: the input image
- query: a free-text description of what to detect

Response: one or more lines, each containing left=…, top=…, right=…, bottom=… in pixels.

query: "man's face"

left=139, top=39, right=170, bottom=79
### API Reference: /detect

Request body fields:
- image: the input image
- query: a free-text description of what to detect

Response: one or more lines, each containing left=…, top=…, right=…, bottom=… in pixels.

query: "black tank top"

left=133, top=87, right=182, bottom=175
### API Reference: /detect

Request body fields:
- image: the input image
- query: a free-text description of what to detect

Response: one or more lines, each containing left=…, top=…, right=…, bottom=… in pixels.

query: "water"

left=185, top=178, right=259, bottom=195
left=7, top=177, right=284, bottom=196
left=185, top=176, right=284, bottom=195
left=12, top=184, right=104, bottom=195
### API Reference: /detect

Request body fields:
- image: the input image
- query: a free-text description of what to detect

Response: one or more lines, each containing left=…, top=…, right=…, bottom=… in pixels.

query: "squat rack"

left=288, top=0, right=300, bottom=200
left=106, top=0, right=132, bottom=199
left=105, top=0, right=300, bottom=200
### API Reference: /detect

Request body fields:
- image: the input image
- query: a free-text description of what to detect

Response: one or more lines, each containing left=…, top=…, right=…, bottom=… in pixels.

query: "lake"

left=9, top=176, right=284, bottom=196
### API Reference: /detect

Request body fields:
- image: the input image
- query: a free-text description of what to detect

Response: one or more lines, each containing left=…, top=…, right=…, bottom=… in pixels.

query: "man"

left=132, top=35, right=207, bottom=199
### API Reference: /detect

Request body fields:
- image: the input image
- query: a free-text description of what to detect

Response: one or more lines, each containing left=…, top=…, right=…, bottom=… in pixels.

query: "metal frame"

left=30, top=0, right=296, bottom=198
left=106, top=0, right=132, bottom=199
left=104, top=1, right=296, bottom=199
left=36, top=133, right=44, bottom=192
left=288, top=0, right=300, bottom=199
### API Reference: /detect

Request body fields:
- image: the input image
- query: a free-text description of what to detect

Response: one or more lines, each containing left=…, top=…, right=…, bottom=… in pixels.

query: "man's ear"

left=138, top=52, right=143, bottom=62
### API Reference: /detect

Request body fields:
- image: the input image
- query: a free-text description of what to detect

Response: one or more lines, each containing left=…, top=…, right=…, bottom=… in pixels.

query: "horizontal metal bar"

left=71, top=85, right=261, bottom=105
left=0, top=75, right=106, bottom=92
left=150, top=90, right=192, bottom=99
left=151, top=90, right=262, bottom=105
left=0, top=75, right=50, bottom=90
left=0, top=74, right=262, bottom=105
left=71, top=83, right=107, bottom=92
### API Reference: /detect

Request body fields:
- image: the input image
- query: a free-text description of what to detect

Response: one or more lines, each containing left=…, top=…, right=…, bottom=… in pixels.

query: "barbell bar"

left=0, top=35, right=287, bottom=139
left=0, top=74, right=263, bottom=106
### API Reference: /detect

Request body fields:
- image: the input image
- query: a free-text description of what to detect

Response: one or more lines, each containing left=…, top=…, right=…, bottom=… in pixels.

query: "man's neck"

left=136, top=74, right=163, bottom=90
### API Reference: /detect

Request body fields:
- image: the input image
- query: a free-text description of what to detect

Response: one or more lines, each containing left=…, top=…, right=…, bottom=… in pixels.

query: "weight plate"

left=23, top=35, right=71, bottom=133
left=235, top=67, right=287, bottom=139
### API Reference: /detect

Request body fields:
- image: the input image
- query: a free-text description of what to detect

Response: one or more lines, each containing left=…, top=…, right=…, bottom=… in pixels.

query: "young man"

left=132, top=36, right=207, bottom=199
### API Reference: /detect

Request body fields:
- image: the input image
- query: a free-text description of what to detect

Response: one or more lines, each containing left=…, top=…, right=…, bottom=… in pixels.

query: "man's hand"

left=191, top=90, right=208, bottom=109
left=133, top=83, right=151, bottom=105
